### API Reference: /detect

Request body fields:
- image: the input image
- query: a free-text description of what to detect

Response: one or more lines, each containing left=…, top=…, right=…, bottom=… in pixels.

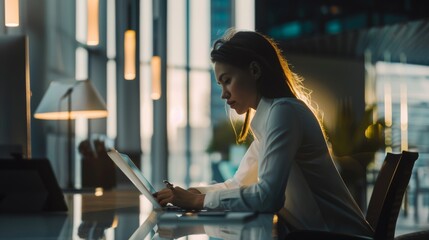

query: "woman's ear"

left=249, top=61, right=262, bottom=80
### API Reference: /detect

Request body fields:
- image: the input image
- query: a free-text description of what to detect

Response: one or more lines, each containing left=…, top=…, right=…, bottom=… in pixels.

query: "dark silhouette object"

left=78, top=210, right=115, bottom=240
left=0, top=159, right=68, bottom=213
left=284, top=151, right=419, bottom=240
left=79, top=139, right=116, bottom=189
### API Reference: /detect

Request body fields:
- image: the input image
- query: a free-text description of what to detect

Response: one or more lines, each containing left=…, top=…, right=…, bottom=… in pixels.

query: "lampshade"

left=34, top=80, right=108, bottom=120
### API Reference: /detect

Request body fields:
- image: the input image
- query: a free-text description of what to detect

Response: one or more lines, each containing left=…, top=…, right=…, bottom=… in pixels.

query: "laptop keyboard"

left=163, top=205, right=187, bottom=212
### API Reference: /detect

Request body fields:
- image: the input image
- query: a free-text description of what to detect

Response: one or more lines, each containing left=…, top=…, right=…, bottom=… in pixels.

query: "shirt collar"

left=251, top=97, right=273, bottom=141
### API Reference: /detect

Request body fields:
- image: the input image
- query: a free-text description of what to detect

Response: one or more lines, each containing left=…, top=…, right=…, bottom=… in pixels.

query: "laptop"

left=107, top=149, right=164, bottom=210
left=107, top=149, right=257, bottom=222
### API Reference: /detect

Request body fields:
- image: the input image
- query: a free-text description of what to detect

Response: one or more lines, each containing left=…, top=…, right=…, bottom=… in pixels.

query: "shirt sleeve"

left=204, top=103, right=303, bottom=212
left=192, top=140, right=259, bottom=194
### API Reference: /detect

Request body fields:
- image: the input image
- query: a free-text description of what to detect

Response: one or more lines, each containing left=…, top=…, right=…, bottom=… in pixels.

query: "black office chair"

left=284, top=151, right=419, bottom=240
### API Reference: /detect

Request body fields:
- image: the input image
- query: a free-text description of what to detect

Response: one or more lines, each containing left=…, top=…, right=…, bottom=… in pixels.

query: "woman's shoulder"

left=269, top=97, right=307, bottom=110
left=268, top=97, right=316, bottom=121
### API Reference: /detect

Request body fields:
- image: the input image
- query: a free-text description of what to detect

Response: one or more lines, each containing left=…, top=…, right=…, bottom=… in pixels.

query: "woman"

left=155, top=29, right=373, bottom=236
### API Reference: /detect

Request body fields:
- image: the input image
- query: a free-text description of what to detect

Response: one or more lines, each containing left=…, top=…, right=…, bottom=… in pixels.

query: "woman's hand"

left=187, top=187, right=202, bottom=194
left=154, top=186, right=205, bottom=210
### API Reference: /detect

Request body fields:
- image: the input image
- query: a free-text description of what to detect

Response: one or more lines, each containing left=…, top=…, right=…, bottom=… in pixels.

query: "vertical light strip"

left=75, top=47, right=89, bottom=80
left=75, top=43, right=89, bottom=189
left=124, top=30, right=136, bottom=80
left=5, top=0, right=19, bottom=27
left=87, top=0, right=99, bottom=46
left=107, top=60, right=117, bottom=139
left=107, top=0, right=117, bottom=139
left=76, top=0, right=87, bottom=43
left=104, top=228, right=115, bottom=240
left=234, top=0, right=255, bottom=30
left=74, top=0, right=86, bottom=189
left=382, top=52, right=392, bottom=153
left=140, top=0, right=152, bottom=62
left=167, top=0, right=186, bottom=66
left=167, top=0, right=186, bottom=140
left=190, top=0, right=210, bottom=69
left=400, top=82, right=408, bottom=151
left=167, top=0, right=186, bottom=185
left=190, top=0, right=210, bottom=127
left=384, top=82, right=392, bottom=127
left=107, top=0, right=116, bottom=59
left=72, top=194, right=82, bottom=239
left=74, top=117, right=87, bottom=189
left=140, top=0, right=153, bottom=179
left=151, top=56, right=161, bottom=99
left=25, top=38, right=31, bottom=157
left=384, top=81, right=392, bottom=153
left=399, top=54, right=408, bottom=151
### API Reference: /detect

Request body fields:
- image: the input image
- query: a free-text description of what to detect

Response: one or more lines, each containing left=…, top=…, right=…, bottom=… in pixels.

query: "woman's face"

left=214, top=61, right=260, bottom=114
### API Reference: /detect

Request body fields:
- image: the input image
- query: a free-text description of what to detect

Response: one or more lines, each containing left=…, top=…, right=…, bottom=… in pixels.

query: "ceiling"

left=256, top=0, right=429, bottom=65
left=280, top=19, right=429, bottom=65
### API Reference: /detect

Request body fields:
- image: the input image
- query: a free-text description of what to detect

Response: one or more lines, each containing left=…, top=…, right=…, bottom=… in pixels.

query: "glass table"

left=0, top=189, right=288, bottom=239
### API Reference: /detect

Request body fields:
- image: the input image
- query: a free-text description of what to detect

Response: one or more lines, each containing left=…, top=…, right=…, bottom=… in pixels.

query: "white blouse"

left=194, top=97, right=373, bottom=236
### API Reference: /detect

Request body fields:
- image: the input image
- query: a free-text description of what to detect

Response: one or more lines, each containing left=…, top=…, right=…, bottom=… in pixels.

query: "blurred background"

left=1, top=0, right=429, bottom=235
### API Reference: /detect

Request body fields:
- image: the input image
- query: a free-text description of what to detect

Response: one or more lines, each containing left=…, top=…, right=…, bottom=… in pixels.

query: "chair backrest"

left=366, top=152, right=402, bottom=230
left=373, top=151, right=419, bottom=240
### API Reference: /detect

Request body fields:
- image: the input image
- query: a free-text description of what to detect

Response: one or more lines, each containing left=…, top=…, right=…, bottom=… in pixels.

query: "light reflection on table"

left=0, top=190, right=286, bottom=239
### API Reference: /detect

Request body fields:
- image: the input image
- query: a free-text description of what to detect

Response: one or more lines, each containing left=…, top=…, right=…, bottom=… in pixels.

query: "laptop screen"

left=107, top=149, right=162, bottom=209
left=119, top=153, right=157, bottom=194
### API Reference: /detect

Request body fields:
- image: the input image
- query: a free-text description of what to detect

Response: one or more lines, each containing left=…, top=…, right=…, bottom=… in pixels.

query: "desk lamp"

left=34, top=79, right=108, bottom=190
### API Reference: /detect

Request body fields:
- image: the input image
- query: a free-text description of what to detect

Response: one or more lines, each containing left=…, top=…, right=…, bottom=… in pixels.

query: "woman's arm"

left=154, top=140, right=260, bottom=210
left=204, top=103, right=303, bottom=212
left=190, top=140, right=260, bottom=194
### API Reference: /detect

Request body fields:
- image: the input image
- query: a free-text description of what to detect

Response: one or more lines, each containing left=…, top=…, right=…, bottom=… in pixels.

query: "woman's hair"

left=210, top=29, right=323, bottom=143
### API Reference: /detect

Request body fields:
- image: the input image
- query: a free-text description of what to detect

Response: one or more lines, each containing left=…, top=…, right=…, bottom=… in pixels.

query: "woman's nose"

left=221, top=88, right=229, bottom=99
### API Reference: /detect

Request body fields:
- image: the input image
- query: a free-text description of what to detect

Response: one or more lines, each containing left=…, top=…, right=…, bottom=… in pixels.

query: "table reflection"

left=0, top=190, right=288, bottom=239
left=130, top=210, right=287, bottom=240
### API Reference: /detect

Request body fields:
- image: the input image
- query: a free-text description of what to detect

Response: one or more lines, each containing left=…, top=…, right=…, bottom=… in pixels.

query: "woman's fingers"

left=155, top=188, right=174, bottom=206
left=155, top=186, right=202, bottom=209
left=159, top=197, right=173, bottom=206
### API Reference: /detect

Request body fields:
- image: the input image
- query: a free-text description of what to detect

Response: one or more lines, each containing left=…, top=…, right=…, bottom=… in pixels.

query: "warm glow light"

left=273, top=214, right=278, bottom=224
left=124, top=30, right=136, bottom=80
left=34, top=110, right=108, bottom=120
left=34, top=80, right=108, bottom=120
left=94, top=187, right=104, bottom=196
left=111, top=215, right=119, bottom=228
left=384, top=83, right=392, bottom=127
left=151, top=56, right=161, bottom=99
left=5, top=0, right=19, bottom=27
left=87, top=0, right=99, bottom=46
left=385, top=146, right=392, bottom=153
